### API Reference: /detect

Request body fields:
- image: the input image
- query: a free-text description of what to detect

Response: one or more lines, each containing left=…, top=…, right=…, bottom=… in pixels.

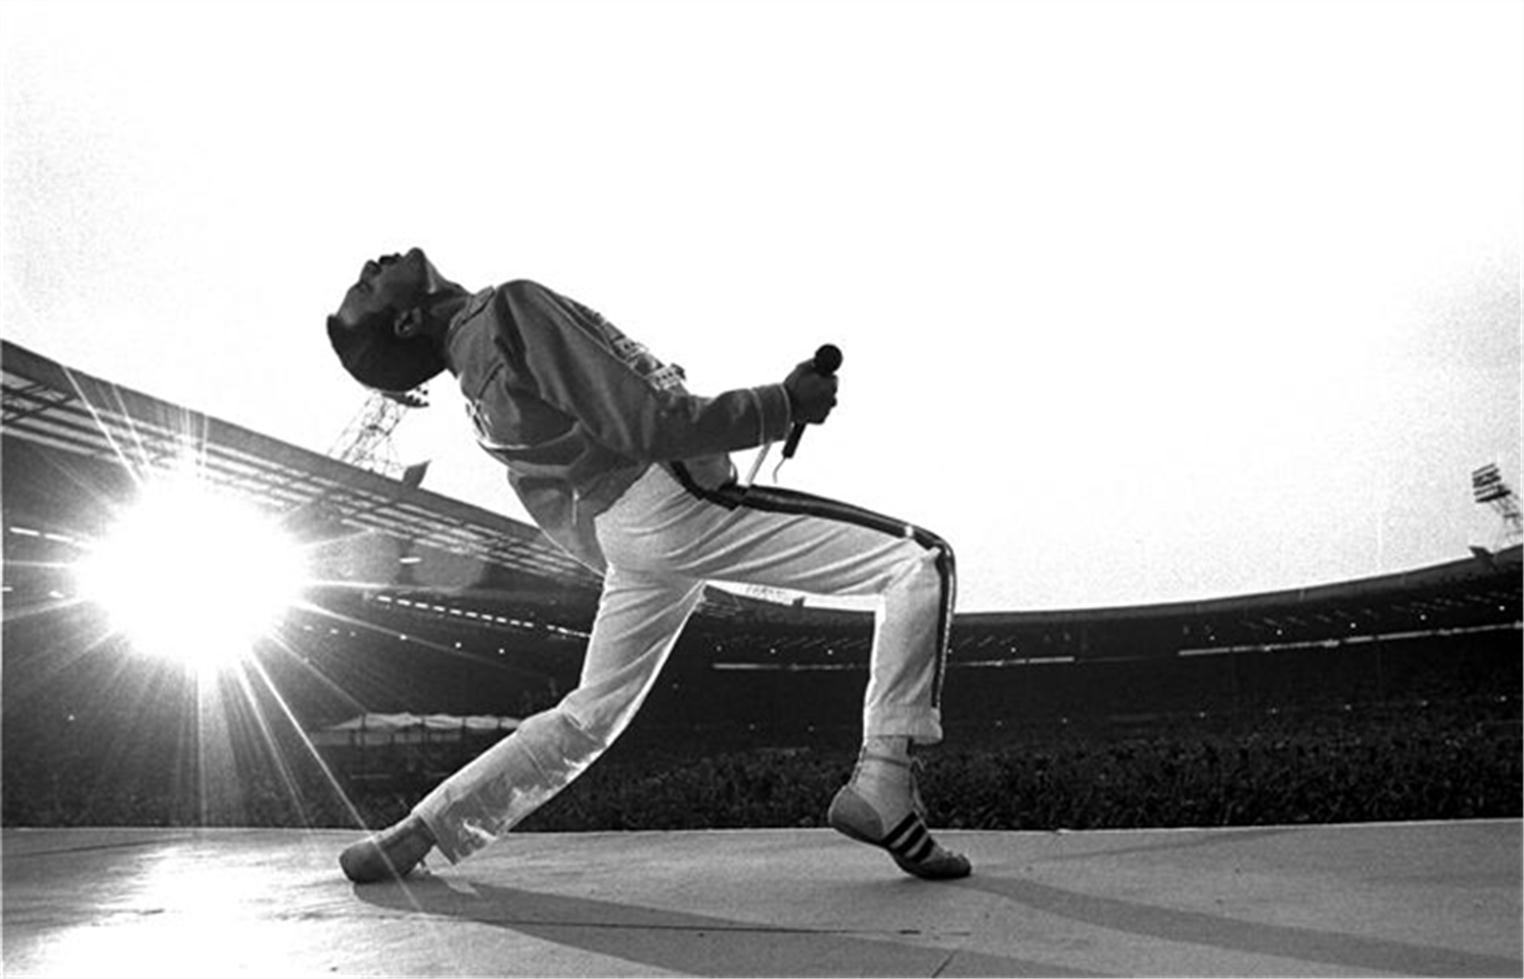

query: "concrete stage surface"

left=3, top=820, right=1520, bottom=978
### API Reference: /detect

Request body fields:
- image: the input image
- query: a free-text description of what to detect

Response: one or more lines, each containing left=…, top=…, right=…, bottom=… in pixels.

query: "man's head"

left=326, top=247, right=465, bottom=394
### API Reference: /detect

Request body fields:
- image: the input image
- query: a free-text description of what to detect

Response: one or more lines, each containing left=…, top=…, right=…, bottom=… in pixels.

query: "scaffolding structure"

left=1472, top=463, right=1522, bottom=551
left=329, top=388, right=429, bottom=482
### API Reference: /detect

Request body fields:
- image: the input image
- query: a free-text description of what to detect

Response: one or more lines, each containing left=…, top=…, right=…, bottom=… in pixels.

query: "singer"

left=324, top=248, right=969, bottom=883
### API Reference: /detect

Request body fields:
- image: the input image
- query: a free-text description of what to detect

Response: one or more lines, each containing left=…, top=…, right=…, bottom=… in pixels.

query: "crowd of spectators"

left=5, top=692, right=1516, bottom=834
left=513, top=696, right=1520, bottom=832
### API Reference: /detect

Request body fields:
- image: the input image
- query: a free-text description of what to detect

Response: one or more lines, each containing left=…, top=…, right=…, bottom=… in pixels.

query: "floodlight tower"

left=1472, top=463, right=1522, bottom=551
left=329, top=387, right=429, bottom=481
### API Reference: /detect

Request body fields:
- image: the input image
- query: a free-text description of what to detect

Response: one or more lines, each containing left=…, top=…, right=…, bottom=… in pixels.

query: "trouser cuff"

left=864, top=707, right=943, bottom=746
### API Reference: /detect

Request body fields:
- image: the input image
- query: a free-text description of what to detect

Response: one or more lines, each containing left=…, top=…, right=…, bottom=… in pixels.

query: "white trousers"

left=414, top=463, right=956, bottom=862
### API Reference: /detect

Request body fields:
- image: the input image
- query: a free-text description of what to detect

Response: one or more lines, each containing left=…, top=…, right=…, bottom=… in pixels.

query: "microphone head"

left=813, top=343, right=843, bottom=375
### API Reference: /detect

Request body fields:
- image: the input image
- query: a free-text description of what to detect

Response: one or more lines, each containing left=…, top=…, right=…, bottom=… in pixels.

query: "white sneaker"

left=826, top=752, right=971, bottom=880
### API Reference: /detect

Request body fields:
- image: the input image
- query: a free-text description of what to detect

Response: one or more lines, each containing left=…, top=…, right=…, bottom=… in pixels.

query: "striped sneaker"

left=827, top=754, right=972, bottom=880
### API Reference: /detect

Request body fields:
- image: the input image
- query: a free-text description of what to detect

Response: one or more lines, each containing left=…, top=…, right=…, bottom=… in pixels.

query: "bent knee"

left=889, top=531, right=955, bottom=589
left=925, top=533, right=955, bottom=576
left=912, top=525, right=955, bottom=575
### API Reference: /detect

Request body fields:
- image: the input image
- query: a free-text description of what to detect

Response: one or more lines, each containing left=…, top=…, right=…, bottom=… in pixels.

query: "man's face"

left=333, top=247, right=434, bottom=328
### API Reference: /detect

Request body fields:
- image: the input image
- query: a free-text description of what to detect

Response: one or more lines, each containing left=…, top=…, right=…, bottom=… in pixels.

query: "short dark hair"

left=326, top=310, right=447, bottom=393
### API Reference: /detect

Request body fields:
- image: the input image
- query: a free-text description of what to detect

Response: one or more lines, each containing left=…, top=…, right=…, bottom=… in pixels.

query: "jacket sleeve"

left=498, top=280, right=794, bottom=462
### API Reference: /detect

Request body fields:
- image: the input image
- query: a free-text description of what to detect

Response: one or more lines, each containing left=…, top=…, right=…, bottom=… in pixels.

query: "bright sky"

left=2, top=0, right=1519, bottom=612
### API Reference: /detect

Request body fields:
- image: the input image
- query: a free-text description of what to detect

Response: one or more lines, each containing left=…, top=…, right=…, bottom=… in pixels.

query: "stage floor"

left=3, top=820, right=1520, bottom=977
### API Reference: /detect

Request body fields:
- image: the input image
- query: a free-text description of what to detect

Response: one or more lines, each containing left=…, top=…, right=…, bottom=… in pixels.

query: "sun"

left=75, top=468, right=307, bottom=673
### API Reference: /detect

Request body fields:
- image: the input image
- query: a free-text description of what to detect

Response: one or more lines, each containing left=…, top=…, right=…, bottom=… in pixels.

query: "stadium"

left=3, top=337, right=1520, bottom=976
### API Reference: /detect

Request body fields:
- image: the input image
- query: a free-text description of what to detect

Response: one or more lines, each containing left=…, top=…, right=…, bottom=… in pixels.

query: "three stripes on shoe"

left=881, top=812, right=937, bottom=864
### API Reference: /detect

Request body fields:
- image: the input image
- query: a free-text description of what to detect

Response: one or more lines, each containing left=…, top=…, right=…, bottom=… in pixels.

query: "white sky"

left=2, top=0, right=1520, bottom=612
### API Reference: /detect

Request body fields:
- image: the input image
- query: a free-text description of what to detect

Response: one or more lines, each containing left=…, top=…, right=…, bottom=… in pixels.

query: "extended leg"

left=339, top=568, right=703, bottom=880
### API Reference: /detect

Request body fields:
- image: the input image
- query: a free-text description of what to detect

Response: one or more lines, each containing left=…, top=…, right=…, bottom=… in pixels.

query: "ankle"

left=402, top=814, right=436, bottom=843
left=863, top=735, right=911, bottom=765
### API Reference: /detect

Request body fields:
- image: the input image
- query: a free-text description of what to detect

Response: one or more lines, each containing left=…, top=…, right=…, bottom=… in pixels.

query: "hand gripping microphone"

left=782, top=343, right=843, bottom=459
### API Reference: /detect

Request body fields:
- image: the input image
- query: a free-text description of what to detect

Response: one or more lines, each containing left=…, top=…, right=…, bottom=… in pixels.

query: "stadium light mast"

left=329, top=387, right=429, bottom=482
left=1472, top=463, right=1522, bottom=551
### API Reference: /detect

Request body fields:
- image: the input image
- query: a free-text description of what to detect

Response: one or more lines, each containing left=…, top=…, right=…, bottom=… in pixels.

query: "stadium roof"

left=1, top=340, right=607, bottom=594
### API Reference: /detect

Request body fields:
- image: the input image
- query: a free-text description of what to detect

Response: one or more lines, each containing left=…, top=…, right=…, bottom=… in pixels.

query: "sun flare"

left=75, top=470, right=306, bottom=672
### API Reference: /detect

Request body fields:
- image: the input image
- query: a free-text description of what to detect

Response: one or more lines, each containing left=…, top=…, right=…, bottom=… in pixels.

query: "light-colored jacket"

left=445, top=279, right=794, bottom=572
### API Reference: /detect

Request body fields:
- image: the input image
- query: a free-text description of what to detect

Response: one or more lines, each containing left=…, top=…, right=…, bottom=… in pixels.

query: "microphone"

left=782, top=343, right=843, bottom=459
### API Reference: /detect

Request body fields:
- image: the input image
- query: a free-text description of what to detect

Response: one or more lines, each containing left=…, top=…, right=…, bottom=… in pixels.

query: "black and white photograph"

left=2, top=1, right=1520, bottom=975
